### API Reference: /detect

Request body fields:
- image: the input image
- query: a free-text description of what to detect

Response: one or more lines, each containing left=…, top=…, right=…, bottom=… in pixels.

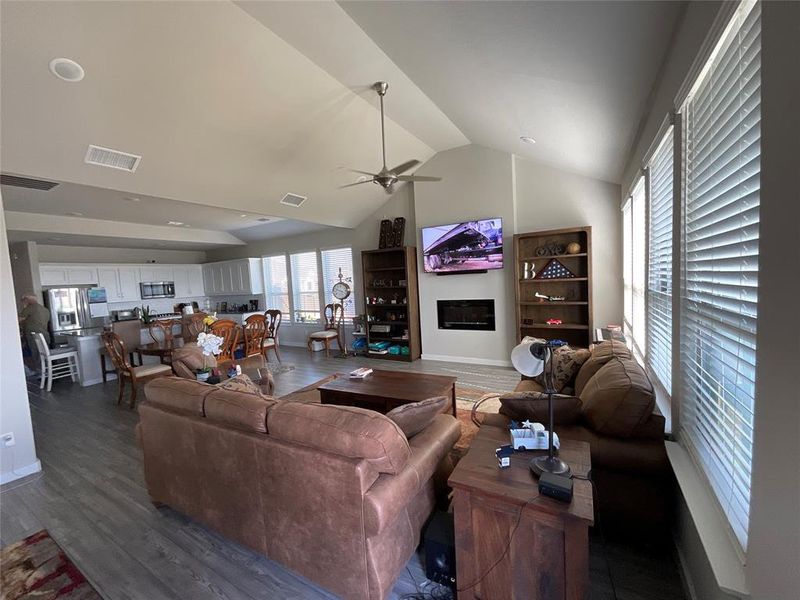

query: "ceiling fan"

left=341, top=81, right=441, bottom=194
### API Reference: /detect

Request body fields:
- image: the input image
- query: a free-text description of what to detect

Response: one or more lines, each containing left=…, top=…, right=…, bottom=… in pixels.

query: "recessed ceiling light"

left=124, top=196, right=140, bottom=202
left=67, top=211, right=83, bottom=216
left=520, top=136, right=536, bottom=145
left=166, top=221, right=184, bottom=226
left=49, top=57, right=85, bottom=82
left=240, top=214, right=248, bottom=218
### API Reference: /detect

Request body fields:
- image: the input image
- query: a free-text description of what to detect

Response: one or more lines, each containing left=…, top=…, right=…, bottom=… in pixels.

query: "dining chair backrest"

left=148, top=319, right=177, bottom=343
left=32, top=332, right=51, bottom=359
left=265, top=309, right=282, bottom=339
left=322, top=303, right=344, bottom=331
left=184, top=313, right=207, bottom=341
left=243, top=314, right=267, bottom=357
left=209, top=319, right=239, bottom=363
left=112, top=319, right=142, bottom=351
left=101, top=331, right=130, bottom=372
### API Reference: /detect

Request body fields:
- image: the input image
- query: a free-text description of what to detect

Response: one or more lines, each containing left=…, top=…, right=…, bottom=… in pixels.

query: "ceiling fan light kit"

left=341, top=81, right=442, bottom=194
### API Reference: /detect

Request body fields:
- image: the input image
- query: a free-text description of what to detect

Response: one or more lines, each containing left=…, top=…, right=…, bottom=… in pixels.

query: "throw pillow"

left=532, top=346, right=591, bottom=392
left=386, top=396, right=449, bottom=438
left=499, top=391, right=582, bottom=424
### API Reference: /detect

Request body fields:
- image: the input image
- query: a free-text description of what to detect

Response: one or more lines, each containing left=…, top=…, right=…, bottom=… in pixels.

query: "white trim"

left=673, top=540, right=700, bottom=600
left=666, top=442, right=750, bottom=598
left=0, top=459, right=42, bottom=485
left=421, top=353, right=512, bottom=368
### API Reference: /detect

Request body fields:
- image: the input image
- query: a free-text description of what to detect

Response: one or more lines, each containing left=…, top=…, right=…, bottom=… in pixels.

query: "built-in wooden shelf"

left=365, top=267, right=407, bottom=272
left=514, top=227, right=593, bottom=348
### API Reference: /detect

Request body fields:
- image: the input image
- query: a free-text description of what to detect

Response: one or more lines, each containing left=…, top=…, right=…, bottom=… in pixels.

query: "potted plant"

left=140, top=305, right=153, bottom=324
left=196, top=331, right=223, bottom=382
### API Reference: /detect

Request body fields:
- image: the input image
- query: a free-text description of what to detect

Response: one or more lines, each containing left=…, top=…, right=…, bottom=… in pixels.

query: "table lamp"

left=510, top=337, right=571, bottom=477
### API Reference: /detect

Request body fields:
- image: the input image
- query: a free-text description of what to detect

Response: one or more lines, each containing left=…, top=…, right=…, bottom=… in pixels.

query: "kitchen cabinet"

left=40, top=265, right=98, bottom=286
left=98, top=266, right=140, bottom=301
left=139, top=266, right=174, bottom=283
left=174, top=265, right=204, bottom=297
left=202, top=259, right=262, bottom=296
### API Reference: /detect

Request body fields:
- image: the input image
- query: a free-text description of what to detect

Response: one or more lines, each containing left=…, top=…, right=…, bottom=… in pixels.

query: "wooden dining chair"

left=243, top=314, right=267, bottom=359
left=209, top=319, right=239, bottom=364
left=307, top=303, right=344, bottom=357
left=263, top=309, right=283, bottom=362
left=100, top=319, right=143, bottom=382
left=101, top=331, right=171, bottom=409
left=183, top=312, right=207, bottom=342
left=148, top=319, right=178, bottom=343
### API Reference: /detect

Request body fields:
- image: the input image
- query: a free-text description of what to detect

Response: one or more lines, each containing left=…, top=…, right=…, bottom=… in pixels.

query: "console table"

left=448, top=424, right=593, bottom=599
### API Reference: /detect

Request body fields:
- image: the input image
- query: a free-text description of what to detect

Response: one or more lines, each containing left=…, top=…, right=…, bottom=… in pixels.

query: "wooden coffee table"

left=318, top=369, right=457, bottom=416
left=448, top=424, right=593, bottom=599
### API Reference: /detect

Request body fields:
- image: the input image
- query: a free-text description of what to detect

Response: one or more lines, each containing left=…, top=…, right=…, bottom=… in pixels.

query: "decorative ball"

left=566, top=242, right=581, bottom=255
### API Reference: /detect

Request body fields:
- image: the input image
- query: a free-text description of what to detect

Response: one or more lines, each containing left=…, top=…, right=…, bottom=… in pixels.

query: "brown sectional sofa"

left=484, top=340, right=673, bottom=537
left=137, top=376, right=461, bottom=600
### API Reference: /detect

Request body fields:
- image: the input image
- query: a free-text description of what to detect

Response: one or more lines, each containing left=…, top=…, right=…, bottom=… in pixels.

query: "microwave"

left=140, top=281, right=175, bottom=299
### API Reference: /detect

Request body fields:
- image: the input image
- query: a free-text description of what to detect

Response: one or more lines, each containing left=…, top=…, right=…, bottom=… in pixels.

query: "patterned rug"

left=0, top=530, right=101, bottom=599
left=262, top=363, right=296, bottom=376
left=453, top=384, right=503, bottom=456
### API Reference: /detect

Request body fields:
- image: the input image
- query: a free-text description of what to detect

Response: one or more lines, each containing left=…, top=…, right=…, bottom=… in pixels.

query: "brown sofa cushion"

left=171, top=345, right=217, bottom=380
left=515, top=378, right=545, bottom=393
left=532, top=346, right=591, bottom=392
left=204, top=385, right=278, bottom=434
left=268, top=402, right=411, bottom=475
left=386, top=396, right=449, bottom=438
left=581, top=357, right=655, bottom=438
left=143, top=376, right=213, bottom=415
left=574, top=340, right=632, bottom=395
left=499, top=391, right=583, bottom=424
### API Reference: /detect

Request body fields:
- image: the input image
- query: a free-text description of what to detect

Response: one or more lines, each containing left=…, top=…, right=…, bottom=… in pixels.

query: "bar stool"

left=32, top=332, right=80, bottom=392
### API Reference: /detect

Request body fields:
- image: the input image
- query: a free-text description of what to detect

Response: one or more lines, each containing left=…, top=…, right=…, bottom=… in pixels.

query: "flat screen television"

left=422, top=218, right=503, bottom=274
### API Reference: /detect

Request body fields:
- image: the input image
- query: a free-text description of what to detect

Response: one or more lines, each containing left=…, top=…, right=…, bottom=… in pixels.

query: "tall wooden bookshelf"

left=513, top=226, right=593, bottom=348
left=361, top=247, right=421, bottom=361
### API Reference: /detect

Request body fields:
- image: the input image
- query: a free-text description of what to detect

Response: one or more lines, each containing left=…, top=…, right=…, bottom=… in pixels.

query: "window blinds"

left=646, top=127, right=674, bottom=394
left=321, top=247, right=356, bottom=318
left=631, top=179, right=647, bottom=356
left=680, top=0, right=760, bottom=549
left=290, top=251, right=321, bottom=323
left=622, top=198, right=632, bottom=339
left=262, top=255, right=290, bottom=315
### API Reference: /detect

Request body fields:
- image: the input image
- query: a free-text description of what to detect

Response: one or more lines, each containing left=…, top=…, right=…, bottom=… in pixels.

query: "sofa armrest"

left=363, top=414, right=460, bottom=536
left=499, top=392, right=583, bottom=425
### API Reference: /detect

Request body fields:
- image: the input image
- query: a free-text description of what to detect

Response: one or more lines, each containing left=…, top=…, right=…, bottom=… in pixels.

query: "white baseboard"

left=1, top=459, right=42, bottom=485
left=421, top=353, right=512, bottom=368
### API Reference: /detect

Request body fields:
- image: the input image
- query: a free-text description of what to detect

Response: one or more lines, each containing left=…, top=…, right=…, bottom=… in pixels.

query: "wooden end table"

left=448, top=424, right=594, bottom=599
left=318, top=369, right=457, bottom=416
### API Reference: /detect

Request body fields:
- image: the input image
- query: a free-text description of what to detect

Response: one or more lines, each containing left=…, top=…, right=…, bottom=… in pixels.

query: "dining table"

left=137, top=336, right=185, bottom=364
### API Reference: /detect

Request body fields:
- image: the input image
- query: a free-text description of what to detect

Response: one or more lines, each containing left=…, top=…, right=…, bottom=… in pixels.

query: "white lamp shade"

left=511, top=339, right=545, bottom=377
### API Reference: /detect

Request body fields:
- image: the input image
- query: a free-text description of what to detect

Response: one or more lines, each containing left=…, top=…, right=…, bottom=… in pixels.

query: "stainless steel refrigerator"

left=43, top=286, right=110, bottom=338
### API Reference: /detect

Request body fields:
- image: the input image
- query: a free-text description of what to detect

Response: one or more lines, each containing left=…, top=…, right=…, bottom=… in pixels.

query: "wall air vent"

left=84, top=145, right=141, bottom=172
left=280, top=193, right=307, bottom=207
left=0, top=174, right=59, bottom=191
left=257, top=217, right=271, bottom=222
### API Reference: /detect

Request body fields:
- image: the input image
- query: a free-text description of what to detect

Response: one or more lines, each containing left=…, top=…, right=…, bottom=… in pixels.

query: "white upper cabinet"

left=117, top=267, right=140, bottom=301
left=174, top=265, right=205, bottom=297
left=40, top=265, right=98, bottom=287
left=201, top=259, right=262, bottom=296
left=139, top=266, right=174, bottom=282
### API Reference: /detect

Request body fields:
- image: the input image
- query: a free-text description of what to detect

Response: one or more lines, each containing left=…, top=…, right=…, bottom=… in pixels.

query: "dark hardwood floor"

left=1, top=347, right=686, bottom=600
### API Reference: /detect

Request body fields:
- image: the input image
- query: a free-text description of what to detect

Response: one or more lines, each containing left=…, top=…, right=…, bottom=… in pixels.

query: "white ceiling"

left=339, top=0, right=684, bottom=183
left=1, top=0, right=684, bottom=250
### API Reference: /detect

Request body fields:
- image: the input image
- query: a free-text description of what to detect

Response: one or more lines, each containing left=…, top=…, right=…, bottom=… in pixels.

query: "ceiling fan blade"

left=397, top=175, right=442, bottom=182
left=348, top=169, right=378, bottom=177
left=338, top=179, right=375, bottom=189
left=390, top=159, right=421, bottom=175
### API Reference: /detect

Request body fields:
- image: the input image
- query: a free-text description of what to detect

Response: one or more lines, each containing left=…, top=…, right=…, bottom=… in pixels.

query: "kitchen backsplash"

left=107, top=296, right=209, bottom=314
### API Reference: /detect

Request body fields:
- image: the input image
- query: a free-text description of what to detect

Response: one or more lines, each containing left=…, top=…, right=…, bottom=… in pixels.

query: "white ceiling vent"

left=84, top=145, right=141, bottom=172
left=280, top=193, right=307, bottom=208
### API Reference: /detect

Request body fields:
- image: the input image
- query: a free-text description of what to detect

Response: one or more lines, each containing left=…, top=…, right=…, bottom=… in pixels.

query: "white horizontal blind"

left=646, top=127, right=674, bottom=394
left=262, top=255, right=290, bottom=315
left=631, top=177, right=647, bottom=356
left=622, top=198, right=633, bottom=340
left=680, top=0, right=760, bottom=549
left=321, top=247, right=356, bottom=319
left=290, top=251, right=321, bottom=323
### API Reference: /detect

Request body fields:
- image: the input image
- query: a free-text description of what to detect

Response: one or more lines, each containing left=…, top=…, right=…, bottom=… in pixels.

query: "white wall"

left=0, top=193, right=41, bottom=484
left=513, top=156, right=623, bottom=328
left=413, top=144, right=516, bottom=366
left=36, top=244, right=207, bottom=264
left=9, top=240, right=41, bottom=301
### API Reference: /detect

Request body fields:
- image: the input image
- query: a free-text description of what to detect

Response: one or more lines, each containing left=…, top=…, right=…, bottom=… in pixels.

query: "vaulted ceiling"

left=1, top=0, right=683, bottom=250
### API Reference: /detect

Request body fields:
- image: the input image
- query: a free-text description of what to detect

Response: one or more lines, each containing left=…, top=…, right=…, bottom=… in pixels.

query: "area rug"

left=452, top=384, right=503, bottom=458
left=261, top=363, right=296, bottom=376
left=0, top=530, right=101, bottom=600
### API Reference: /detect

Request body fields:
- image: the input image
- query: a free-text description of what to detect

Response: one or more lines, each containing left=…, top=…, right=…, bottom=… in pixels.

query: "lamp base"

left=529, top=455, right=571, bottom=478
